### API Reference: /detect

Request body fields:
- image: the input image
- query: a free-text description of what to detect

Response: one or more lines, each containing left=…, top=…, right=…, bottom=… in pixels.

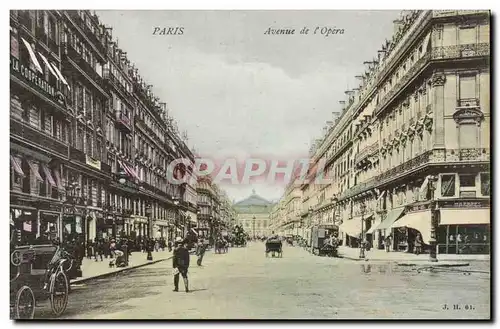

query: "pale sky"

left=96, top=10, right=399, bottom=203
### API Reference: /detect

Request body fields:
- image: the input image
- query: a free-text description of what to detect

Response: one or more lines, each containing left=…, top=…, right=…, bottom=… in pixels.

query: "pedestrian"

left=172, top=237, right=190, bottom=293
left=94, top=238, right=104, bottom=262
left=155, top=239, right=159, bottom=252
left=196, top=238, right=207, bottom=266
left=414, top=233, right=423, bottom=255
left=167, top=240, right=173, bottom=252
left=384, top=234, right=392, bottom=252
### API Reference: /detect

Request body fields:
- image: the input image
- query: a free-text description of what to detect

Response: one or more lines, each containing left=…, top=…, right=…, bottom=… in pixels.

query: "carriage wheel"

left=50, top=270, right=69, bottom=317
left=15, top=285, right=35, bottom=319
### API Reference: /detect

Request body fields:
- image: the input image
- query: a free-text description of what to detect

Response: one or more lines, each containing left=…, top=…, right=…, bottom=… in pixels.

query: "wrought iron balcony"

left=103, top=70, right=132, bottom=102
left=431, top=43, right=490, bottom=60
left=66, top=11, right=107, bottom=57
left=115, top=111, right=132, bottom=131
left=63, top=43, right=103, bottom=85
left=10, top=118, right=69, bottom=157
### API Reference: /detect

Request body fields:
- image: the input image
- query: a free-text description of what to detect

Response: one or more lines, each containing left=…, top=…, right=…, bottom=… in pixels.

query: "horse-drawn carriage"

left=214, top=239, right=228, bottom=254
left=265, top=239, right=283, bottom=258
left=10, top=243, right=73, bottom=319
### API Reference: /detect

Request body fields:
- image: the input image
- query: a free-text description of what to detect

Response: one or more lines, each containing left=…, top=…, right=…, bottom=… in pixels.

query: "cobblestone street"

left=36, top=243, right=490, bottom=320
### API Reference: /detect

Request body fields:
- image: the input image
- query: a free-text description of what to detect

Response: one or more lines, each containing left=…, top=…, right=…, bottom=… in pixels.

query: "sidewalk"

left=337, top=246, right=490, bottom=263
left=72, top=250, right=173, bottom=284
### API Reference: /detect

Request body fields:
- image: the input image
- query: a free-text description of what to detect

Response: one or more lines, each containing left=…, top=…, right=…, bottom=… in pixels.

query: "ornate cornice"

left=453, top=108, right=484, bottom=125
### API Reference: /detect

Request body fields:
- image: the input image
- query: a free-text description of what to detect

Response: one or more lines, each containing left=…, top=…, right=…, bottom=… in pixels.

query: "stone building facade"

left=273, top=10, right=490, bottom=254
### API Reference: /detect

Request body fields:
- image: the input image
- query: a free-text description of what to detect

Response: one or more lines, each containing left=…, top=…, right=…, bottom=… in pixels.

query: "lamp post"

left=173, top=198, right=180, bottom=238
left=359, top=201, right=367, bottom=259
left=428, top=175, right=439, bottom=262
left=209, top=215, right=214, bottom=245
left=117, top=168, right=128, bottom=238
left=145, top=204, right=153, bottom=261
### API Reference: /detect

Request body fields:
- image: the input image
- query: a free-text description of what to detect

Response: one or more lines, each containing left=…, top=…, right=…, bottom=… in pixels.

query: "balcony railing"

left=63, top=43, right=103, bottom=85
left=443, top=148, right=490, bottom=162
left=355, top=141, right=379, bottom=164
left=115, top=111, right=132, bottom=131
left=11, top=118, right=69, bottom=157
left=66, top=11, right=107, bottom=57
left=457, top=98, right=480, bottom=108
left=433, top=10, right=489, bottom=18
left=18, top=13, right=33, bottom=32
left=104, top=70, right=132, bottom=102
left=431, top=43, right=490, bottom=60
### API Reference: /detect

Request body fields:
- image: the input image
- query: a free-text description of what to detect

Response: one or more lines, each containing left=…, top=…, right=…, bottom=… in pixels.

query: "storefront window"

left=11, top=208, right=37, bottom=245
left=441, top=174, right=456, bottom=197
left=480, top=173, right=490, bottom=196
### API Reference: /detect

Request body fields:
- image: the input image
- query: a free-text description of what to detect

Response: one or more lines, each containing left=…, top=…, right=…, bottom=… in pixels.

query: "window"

left=459, top=174, right=476, bottom=188
left=459, top=124, right=478, bottom=149
left=480, top=173, right=490, bottom=196
left=459, top=26, right=476, bottom=45
left=441, top=174, right=456, bottom=197
left=459, top=75, right=476, bottom=100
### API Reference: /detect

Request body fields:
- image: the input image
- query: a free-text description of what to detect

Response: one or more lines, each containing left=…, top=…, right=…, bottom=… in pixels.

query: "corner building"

left=276, top=10, right=490, bottom=255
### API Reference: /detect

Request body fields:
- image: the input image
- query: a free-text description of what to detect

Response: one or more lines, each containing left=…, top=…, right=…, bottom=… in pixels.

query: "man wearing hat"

left=172, top=237, right=190, bottom=292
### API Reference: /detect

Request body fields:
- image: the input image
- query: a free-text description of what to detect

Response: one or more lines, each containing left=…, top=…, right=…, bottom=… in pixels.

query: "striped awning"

left=41, top=164, right=56, bottom=187
left=27, top=160, right=43, bottom=182
left=21, top=38, right=43, bottom=73
left=10, top=155, right=25, bottom=176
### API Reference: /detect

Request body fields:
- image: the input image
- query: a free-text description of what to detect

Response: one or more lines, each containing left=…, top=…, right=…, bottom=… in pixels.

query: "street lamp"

left=145, top=204, right=153, bottom=261
left=428, top=175, right=439, bottom=262
left=173, top=197, right=180, bottom=238
left=359, top=200, right=367, bottom=259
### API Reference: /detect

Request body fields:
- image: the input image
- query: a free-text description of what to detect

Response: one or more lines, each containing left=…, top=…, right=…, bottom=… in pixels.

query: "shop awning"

left=376, top=207, right=405, bottom=231
left=440, top=208, right=490, bottom=226
left=118, top=160, right=134, bottom=179
left=339, top=219, right=362, bottom=238
left=366, top=221, right=380, bottom=235
left=126, top=164, right=141, bottom=181
left=53, top=170, right=64, bottom=190
left=21, top=38, right=43, bottom=73
left=390, top=211, right=431, bottom=245
left=37, top=52, right=58, bottom=80
left=41, top=164, right=56, bottom=187
left=10, top=155, right=25, bottom=177
left=49, top=61, right=70, bottom=90
left=27, top=160, right=43, bottom=182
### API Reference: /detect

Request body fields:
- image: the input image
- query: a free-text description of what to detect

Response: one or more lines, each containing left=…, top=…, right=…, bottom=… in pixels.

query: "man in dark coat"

left=172, top=237, right=190, bottom=292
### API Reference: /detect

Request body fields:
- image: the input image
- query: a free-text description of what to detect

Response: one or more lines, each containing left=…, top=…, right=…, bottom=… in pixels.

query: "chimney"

left=393, top=19, right=404, bottom=34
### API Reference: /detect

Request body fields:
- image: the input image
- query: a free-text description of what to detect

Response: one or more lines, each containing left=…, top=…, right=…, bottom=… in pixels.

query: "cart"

left=215, top=240, right=228, bottom=254
left=265, top=239, right=283, bottom=258
left=10, top=244, right=70, bottom=319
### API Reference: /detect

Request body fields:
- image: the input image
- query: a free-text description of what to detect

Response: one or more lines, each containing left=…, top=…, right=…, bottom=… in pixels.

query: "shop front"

left=131, top=215, right=148, bottom=238
left=437, top=200, right=490, bottom=254
left=153, top=219, right=170, bottom=239
left=62, top=205, right=86, bottom=242
left=10, top=206, right=37, bottom=245
left=371, top=206, right=406, bottom=250
left=96, top=215, right=114, bottom=240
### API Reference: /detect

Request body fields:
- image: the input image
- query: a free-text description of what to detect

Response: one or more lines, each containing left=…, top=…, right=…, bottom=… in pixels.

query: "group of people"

left=383, top=232, right=424, bottom=254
